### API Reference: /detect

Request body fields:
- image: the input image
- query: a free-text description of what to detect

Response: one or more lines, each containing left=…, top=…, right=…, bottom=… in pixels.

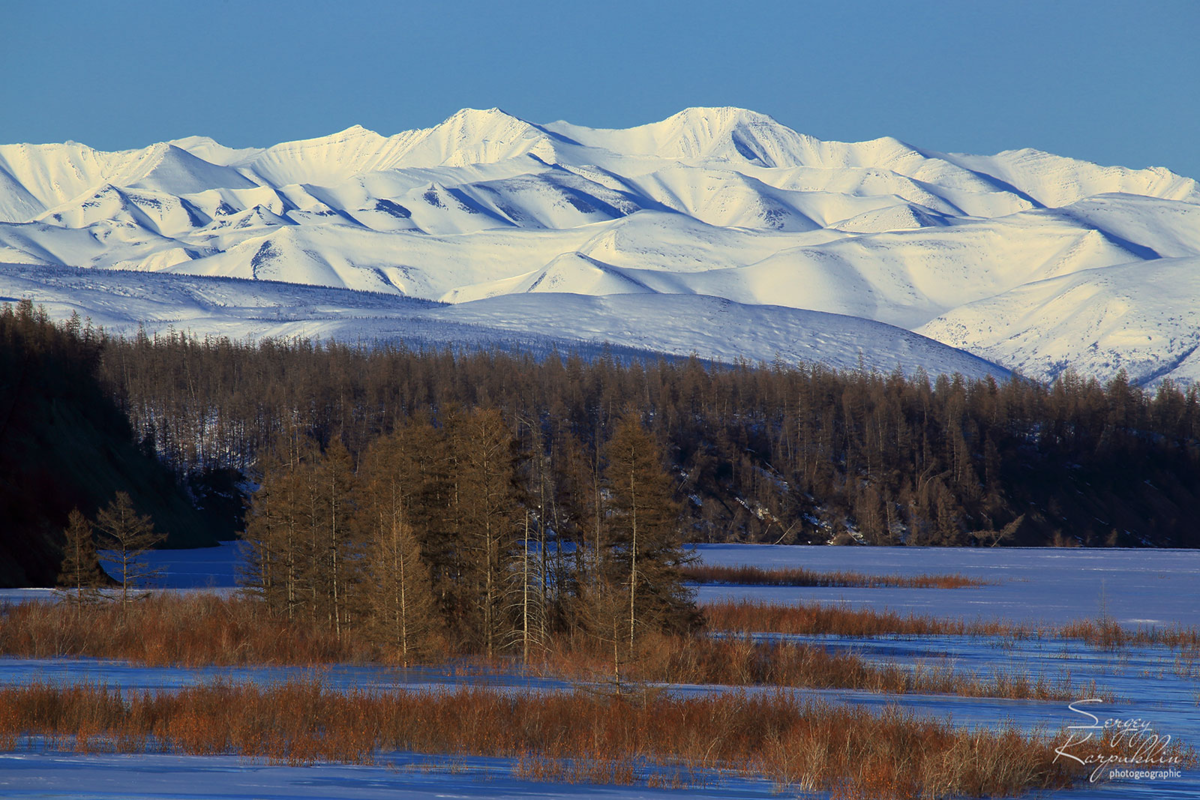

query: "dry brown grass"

left=0, top=596, right=1099, bottom=701
left=0, top=595, right=381, bottom=667
left=0, top=680, right=1151, bottom=798
left=702, top=599, right=1200, bottom=652
left=683, top=564, right=989, bottom=589
left=541, top=631, right=1102, bottom=701
left=703, top=598, right=998, bottom=638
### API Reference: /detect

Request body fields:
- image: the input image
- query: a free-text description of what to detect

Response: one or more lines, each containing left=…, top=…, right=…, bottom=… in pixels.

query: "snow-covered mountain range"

left=2, top=107, right=1197, bottom=384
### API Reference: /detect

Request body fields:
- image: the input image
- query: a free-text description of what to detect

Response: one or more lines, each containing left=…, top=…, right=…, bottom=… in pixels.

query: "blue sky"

left=4, top=0, right=1198, bottom=177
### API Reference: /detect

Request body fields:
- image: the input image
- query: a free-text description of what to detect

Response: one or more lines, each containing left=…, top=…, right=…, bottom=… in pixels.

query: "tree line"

left=241, top=410, right=696, bottom=667
left=57, top=492, right=165, bottom=607
left=99, top=331, right=1200, bottom=548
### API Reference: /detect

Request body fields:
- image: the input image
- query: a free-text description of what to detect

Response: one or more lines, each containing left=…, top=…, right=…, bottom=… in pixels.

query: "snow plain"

left=2, top=543, right=1198, bottom=799
left=2, top=108, right=1199, bottom=384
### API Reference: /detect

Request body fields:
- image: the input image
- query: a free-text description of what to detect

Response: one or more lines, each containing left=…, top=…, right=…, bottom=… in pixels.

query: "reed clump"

left=682, top=564, right=989, bottom=589
left=703, top=599, right=1200, bottom=653
left=0, top=680, right=1147, bottom=799
left=0, top=595, right=382, bottom=667
left=541, top=632, right=1097, bottom=701
left=0, top=596, right=1094, bottom=700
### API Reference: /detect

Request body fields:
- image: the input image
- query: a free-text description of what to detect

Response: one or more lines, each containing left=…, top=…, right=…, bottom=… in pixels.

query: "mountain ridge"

left=1, top=107, right=1197, bottom=386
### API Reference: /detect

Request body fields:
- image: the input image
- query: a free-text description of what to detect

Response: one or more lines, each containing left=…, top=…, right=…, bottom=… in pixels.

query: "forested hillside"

left=0, top=302, right=220, bottom=587
left=102, top=333, right=1200, bottom=549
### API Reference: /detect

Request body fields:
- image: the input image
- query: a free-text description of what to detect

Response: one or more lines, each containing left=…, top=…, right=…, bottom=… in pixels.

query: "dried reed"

left=0, top=680, right=1151, bottom=799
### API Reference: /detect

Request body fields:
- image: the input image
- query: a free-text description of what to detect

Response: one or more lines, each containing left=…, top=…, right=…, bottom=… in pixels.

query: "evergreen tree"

left=290, top=437, right=360, bottom=637
left=358, top=434, right=439, bottom=664
left=56, top=509, right=103, bottom=606
left=454, top=408, right=522, bottom=657
left=376, top=419, right=455, bottom=615
left=318, top=437, right=358, bottom=638
left=365, top=502, right=438, bottom=665
left=95, top=492, right=165, bottom=609
left=602, top=412, right=699, bottom=650
left=240, top=433, right=312, bottom=619
left=513, top=507, right=548, bottom=662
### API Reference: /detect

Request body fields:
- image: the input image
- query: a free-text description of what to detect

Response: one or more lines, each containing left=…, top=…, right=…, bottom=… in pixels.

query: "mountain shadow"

left=0, top=300, right=220, bottom=587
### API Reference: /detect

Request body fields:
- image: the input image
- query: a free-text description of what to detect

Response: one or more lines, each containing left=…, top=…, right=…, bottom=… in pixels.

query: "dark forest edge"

left=4, top=300, right=1200, bottom=585
left=0, top=302, right=218, bottom=587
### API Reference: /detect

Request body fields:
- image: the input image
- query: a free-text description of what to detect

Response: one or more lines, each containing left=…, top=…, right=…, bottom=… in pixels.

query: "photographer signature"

left=1054, top=699, right=1183, bottom=783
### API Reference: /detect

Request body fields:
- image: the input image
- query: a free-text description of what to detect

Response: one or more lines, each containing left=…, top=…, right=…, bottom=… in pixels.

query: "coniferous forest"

left=5, top=304, right=1200, bottom=591
left=100, top=328, right=1200, bottom=551
left=4, top=302, right=1200, bottom=798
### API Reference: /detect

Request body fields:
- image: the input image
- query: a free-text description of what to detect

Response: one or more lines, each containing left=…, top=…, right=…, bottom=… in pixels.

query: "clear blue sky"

left=4, top=0, right=1198, bottom=177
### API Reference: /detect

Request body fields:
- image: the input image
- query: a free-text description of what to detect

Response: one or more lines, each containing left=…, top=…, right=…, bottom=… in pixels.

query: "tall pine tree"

left=454, top=408, right=522, bottom=658
left=358, top=434, right=439, bottom=664
left=95, top=492, right=164, bottom=609
left=240, top=432, right=313, bottom=620
left=56, top=509, right=103, bottom=606
left=602, top=412, right=698, bottom=650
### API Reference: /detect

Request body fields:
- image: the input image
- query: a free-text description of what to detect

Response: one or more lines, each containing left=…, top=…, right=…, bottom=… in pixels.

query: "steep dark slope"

left=0, top=300, right=218, bottom=587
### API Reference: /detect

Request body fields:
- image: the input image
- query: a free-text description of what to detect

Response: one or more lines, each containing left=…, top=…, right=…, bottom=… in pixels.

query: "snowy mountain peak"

left=654, top=106, right=804, bottom=166
left=442, top=107, right=521, bottom=124
left=568, top=106, right=818, bottom=167
left=168, top=136, right=262, bottom=168
left=401, top=107, right=557, bottom=168
left=663, top=105, right=779, bottom=128
left=237, top=124, right=409, bottom=187
left=251, top=124, right=389, bottom=162
left=3, top=108, right=1200, bottom=385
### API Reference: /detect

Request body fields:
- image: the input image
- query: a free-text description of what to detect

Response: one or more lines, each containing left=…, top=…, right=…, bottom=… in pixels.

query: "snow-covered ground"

left=0, top=752, right=785, bottom=800
left=3, top=542, right=1197, bottom=799
left=2, top=108, right=1198, bottom=384
left=0, top=262, right=1009, bottom=379
left=692, top=544, right=1200, bottom=628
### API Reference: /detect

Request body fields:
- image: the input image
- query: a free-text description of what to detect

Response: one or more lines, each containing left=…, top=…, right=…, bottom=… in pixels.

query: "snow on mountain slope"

left=0, top=164, right=44, bottom=222
left=950, top=149, right=1200, bottom=209
left=443, top=252, right=656, bottom=302
left=1, top=107, right=1197, bottom=383
left=832, top=204, right=951, bottom=233
left=1036, top=194, right=1200, bottom=259
left=627, top=166, right=823, bottom=231
left=128, top=144, right=259, bottom=196
left=564, top=206, right=1158, bottom=329
left=0, top=262, right=1008, bottom=381
left=544, top=107, right=820, bottom=167
left=236, top=125, right=419, bottom=187
left=918, top=256, right=1200, bottom=387
left=427, top=293, right=1009, bottom=378
left=0, top=141, right=154, bottom=212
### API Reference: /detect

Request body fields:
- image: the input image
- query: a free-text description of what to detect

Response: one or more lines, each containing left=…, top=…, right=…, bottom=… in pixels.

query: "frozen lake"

left=10, top=540, right=1198, bottom=628
left=0, top=751, right=787, bottom=800
left=692, top=543, right=1200, bottom=628
left=3, top=541, right=1197, bottom=798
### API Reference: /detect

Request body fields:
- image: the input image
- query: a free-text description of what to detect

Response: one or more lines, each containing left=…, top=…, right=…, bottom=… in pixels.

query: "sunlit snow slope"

left=0, top=263, right=1006, bottom=380
left=1, top=107, right=1196, bottom=383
